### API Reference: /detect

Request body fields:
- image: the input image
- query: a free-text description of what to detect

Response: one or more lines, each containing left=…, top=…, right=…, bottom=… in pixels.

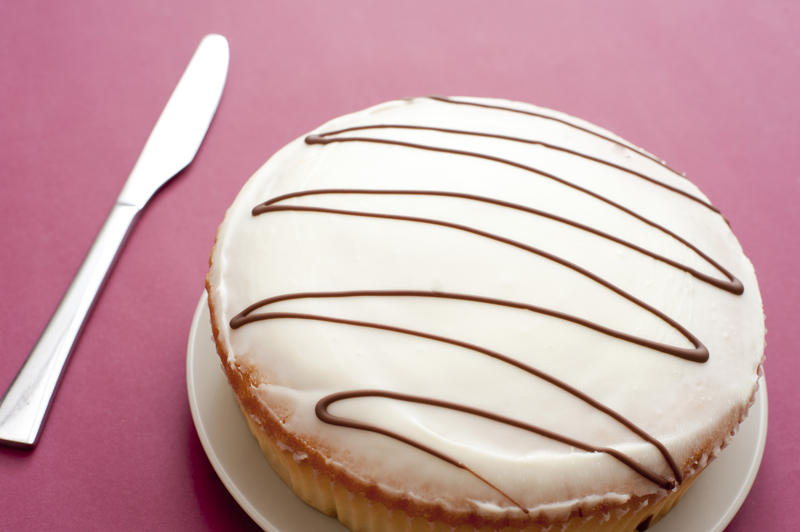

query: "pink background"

left=1, top=1, right=797, bottom=530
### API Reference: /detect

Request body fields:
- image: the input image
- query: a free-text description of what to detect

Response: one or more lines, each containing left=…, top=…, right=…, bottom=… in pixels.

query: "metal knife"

left=0, top=34, right=230, bottom=448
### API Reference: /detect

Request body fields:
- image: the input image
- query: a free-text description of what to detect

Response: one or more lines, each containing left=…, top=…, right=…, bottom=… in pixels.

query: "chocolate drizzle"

left=256, top=188, right=741, bottom=296
left=428, top=96, right=687, bottom=181
left=302, top=135, right=741, bottom=295
left=232, top=288, right=704, bottom=362
left=316, top=390, right=676, bottom=490
left=228, top=97, right=744, bottom=511
left=310, top=123, right=718, bottom=213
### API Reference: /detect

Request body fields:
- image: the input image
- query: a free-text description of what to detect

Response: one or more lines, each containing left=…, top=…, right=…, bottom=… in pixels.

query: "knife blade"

left=0, top=34, right=229, bottom=448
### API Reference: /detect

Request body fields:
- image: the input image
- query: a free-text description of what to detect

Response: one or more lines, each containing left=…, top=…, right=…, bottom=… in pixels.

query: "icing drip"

left=226, top=97, right=747, bottom=511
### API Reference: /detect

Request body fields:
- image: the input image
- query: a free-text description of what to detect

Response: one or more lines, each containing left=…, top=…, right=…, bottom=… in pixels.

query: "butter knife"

left=0, top=34, right=229, bottom=448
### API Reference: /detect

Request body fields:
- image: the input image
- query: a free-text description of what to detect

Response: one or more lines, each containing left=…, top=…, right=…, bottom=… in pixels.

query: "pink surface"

left=1, top=1, right=797, bottom=530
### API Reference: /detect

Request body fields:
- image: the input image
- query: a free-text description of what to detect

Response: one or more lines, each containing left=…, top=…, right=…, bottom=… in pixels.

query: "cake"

left=206, top=96, right=765, bottom=531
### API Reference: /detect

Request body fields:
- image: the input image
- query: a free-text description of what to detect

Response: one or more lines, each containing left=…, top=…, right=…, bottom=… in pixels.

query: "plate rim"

left=186, top=292, right=279, bottom=530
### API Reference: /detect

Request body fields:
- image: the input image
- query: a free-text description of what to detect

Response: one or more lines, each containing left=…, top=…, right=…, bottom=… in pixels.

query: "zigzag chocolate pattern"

left=229, top=97, right=743, bottom=511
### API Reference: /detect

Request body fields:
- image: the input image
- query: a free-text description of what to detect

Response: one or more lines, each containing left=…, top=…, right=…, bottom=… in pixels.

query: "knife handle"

left=0, top=202, right=140, bottom=448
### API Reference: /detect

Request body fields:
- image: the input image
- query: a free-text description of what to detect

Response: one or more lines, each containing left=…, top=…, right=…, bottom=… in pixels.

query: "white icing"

left=207, top=97, right=765, bottom=514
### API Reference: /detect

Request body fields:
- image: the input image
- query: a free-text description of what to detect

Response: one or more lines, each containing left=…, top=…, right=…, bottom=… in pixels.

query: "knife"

left=0, top=34, right=229, bottom=448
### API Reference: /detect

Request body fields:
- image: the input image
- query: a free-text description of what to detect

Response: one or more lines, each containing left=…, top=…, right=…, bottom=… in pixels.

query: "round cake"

left=206, top=96, right=765, bottom=531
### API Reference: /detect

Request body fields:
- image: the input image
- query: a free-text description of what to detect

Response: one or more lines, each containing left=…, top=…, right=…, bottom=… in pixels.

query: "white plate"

left=187, top=294, right=767, bottom=532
